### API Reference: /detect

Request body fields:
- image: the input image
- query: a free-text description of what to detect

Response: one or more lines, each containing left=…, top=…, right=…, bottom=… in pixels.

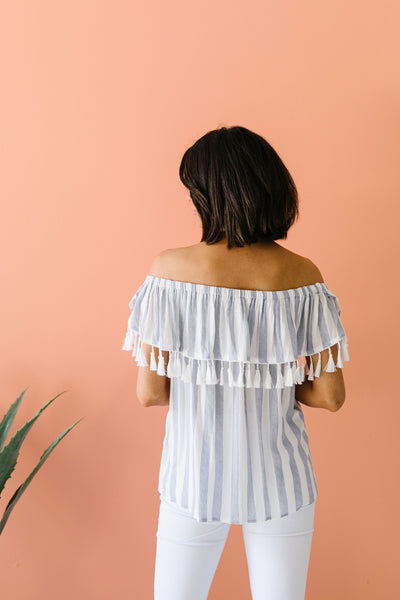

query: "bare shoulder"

left=147, top=244, right=325, bottom=288
left=295, top=253, right=325, bottom=285
left=271, top=246, right=324, bottom=287
left=148, top=247, right=188, bottom=278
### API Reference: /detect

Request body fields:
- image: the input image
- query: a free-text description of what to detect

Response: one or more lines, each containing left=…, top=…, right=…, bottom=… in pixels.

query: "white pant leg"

left=154, top=496, right=231, bottom=600
left=242, top=501, right=316, bottom=600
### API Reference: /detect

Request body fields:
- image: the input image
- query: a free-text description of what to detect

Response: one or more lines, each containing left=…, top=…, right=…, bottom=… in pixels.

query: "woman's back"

left=123, top=240, right=349, bottom=523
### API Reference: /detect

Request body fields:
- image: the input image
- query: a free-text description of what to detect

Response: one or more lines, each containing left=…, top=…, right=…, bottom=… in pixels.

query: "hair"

left=179, top=125, right=300, bottom=249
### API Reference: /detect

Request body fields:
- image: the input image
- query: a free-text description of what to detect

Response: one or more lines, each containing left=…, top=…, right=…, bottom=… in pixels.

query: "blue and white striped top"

left=122, top=274, right=350, bottom=524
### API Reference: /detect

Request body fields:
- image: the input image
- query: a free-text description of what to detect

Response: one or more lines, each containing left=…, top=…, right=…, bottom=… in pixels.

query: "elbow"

left=137, top=393, right=149, bottom=407
left=136, top=387, right=154, bottom=407
left=137, top=392, right=169, bottom=408
left=324, top=376, right=346, bottom=412
left=137, top=393, right=156, bottom=407
left=326, top=391, right=346, bottom=412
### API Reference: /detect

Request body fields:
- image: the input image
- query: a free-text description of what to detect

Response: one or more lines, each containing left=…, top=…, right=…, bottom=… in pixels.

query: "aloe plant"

left=0, top=387, right=84, bottom=535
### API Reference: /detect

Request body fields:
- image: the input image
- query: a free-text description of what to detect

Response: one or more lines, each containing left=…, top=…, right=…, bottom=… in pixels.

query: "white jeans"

left=154, top=495, right=316, bottom=599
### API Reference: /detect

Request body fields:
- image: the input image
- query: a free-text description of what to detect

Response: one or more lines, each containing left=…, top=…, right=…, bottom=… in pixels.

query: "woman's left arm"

left=136, top=342, right=170, bottom=407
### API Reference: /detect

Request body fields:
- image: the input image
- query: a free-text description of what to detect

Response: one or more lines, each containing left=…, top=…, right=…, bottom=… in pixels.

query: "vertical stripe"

left=238, top=389, right=249, bottom=522
left=286, top=290, right=299, bottom=358
left=290, top=402, right=315, bottom=503
left=303, top=428, right=318, bottom=499
left=193, top=288, right=204, bottom=356
left=261, top=393, right=281, bottom=517
left=224, top=292, right=236, bottom=356
left=231, top=392, right=239, bottom=522
left=187, top=381, right=197, bottom=511
left=175, top=387, right=187, bottom=505
left=297, top=293, right=310, bottom=355
left=192, top=382, right=205, bottom=520
left=265, top=300, right=276, bottom=362
left=250, top=295, right=262, bottom=360
left=168, top=392, right=177, bottom=501
left=274, top=294, right=285, bottom=362
left=181, top=384, right=190, bottom=508
left=206, top=386, right=217, bottom=521
left=268, top=388, right=289, bottom=516
left=246, top=387, right=266, bottom=521
left=199, top=386, right=213, bottom=521
left=309, top=294, right=322, bottom=352
left=213, top=294, right=222, bottom=358
left=244, top=393, right=256, bottom=521
left=220, top=382, right=233, bottom=521
left=279, top=387, right=303, bottom=512
left=208, top=289, right=216, bottom=358
left=320, top=295, right=343, bottom=347
left=212, top=387, right=224, bottom=519
left=255, top=391, right=272, bottom=520
left=158, top=409, right=171, bottom=494
left=284, top=389, right=312, bottom=506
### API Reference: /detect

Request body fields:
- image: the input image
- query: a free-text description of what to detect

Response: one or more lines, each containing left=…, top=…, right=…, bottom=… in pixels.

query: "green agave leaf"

left=0, top=416, right=85, bottom=536
left=0, top=390, right=69, bottom=499
left=0, top=388, right=29, bottom=453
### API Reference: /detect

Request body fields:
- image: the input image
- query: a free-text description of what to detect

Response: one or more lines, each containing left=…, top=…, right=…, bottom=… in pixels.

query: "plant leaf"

left=0, top=388, right=28, bottom=453
left=0, top=416, right=85, bottom=536
left=0, top=390, right=69, bottom=499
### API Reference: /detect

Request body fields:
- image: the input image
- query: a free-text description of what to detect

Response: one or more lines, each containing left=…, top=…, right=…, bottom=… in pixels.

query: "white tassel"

left=235, top=363, right=243, bottom=387
left=122, top=329, right=133, bottom=350
left=126, top=338, right=349, bottom=387
left=245, top=362, right=252, bottom=388
left=253, top=365, right=261, bottom=387
left=157, top=350, right=165, bottom=375
left=314, top=352, right=321, bottom=377
left=202, top=360, right=208, bottom=382
left=294, top=359, right=302, bottom=384
left=276, top=364, right=284, bottom=388
left=132, top=331, right=139, bottom=357
left=227, top=364, right=234, bottom=387
left=196, top=359, right=202, bottom=384
left=205, top=361, right=212, bottom=384
left=307, top=355, right=314, bottom=380
left=265, top=364, right=273, bottom=388
left=324, top=346, right=337, bottom=372
left=183, top=357, right=191, bottom=382
left=336, top=341, right=343, bottom=368
left=291, top=362, right=298, bottom=384
left=206, top=360, right=218, bottom=385
left=299, top=357, right=305, bottom=382
left=167, top=352, right=175, bottom=377
left=342, top=339, right=350, bottom=361
left=150, top=346, right=157, bottom=371
left=284, top=362, right=294, bottom=387
left=137, top=340, right=148, bottom=366
left=175, top=353, right=182, bottom=377
left=180, top=357, right=186, bottom=382
left=220, top=362, right=225, bottom=385
left=209, top=361, right=218, bottom=384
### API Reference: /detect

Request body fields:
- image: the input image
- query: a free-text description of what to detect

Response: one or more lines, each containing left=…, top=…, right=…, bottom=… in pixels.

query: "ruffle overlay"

left=122, top=275, right=349, bottom=389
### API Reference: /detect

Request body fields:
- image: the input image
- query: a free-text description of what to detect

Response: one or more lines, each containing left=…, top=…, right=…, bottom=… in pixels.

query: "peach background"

left=0, top=1, right=399, bottom=598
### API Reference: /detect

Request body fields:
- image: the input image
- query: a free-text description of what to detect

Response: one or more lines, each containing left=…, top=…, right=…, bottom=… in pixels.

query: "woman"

left=122, top=125, right=349, bottom=599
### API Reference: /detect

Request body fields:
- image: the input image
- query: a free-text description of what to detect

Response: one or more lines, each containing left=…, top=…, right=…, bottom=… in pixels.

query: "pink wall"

left=0, top=1, right=399, bottom=598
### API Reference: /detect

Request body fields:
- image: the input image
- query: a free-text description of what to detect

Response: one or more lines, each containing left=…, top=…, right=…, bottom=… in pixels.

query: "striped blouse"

left=122, top=274, right=350, bottom=524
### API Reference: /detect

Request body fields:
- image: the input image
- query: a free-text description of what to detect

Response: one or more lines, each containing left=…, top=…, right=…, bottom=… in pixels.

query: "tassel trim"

left=123, top=328, right=349, bottom=389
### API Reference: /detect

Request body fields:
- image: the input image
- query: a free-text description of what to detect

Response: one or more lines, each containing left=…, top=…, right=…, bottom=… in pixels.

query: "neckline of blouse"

left=145, top=274, right=331, bottom=298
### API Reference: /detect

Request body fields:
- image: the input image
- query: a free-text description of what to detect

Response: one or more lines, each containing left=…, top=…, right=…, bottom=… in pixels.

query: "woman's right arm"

left=295, top=342, right=346, bottom=412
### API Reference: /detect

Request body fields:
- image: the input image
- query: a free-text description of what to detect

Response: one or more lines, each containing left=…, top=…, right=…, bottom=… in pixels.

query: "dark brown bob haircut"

left=179, top=125, right=299, bottom=249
